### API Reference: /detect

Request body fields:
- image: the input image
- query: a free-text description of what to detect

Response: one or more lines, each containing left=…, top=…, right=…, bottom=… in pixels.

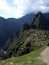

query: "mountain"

left=0, top=12, right=49, bottom=48
left=1, top=12, right=49, bottom=60
left=0, top=13, right=35, bottom=48
left=31, top=12, right=49, bottom=29
left=2, top=28, right=49, bottom=60
left=0, top=18, right=21, bottom=48
left=18, top=13, right=35, bottom=24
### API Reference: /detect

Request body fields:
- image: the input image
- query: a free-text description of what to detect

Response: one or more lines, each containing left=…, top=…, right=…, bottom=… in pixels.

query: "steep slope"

left=31, top=12, right=49, bottom=29
left=0, top=17, right=22, bottom=48
left=1, top=29, right=49, bottom=60
left=0, top=12, right=49, bottom=48
left=1, top=12, right=49, bottom=59
left=0, top=13, right=35, bottom=48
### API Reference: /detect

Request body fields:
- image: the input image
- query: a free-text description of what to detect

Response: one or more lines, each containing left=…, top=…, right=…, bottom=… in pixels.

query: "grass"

left=0, top=46, right=47, bottom=65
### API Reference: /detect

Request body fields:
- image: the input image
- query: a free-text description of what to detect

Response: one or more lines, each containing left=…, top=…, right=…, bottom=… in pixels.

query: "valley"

left=0, top=12, right=49, bottom=65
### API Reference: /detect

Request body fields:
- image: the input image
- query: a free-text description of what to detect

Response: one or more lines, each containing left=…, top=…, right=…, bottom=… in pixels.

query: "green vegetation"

left=0, top=12, right=49, bottom=65
left=0, top=29, right=49, bottom=60
left=0, top=46, right=47, bottom=65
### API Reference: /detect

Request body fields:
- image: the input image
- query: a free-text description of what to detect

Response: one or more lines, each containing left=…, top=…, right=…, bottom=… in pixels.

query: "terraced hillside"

left=0, top=12, right=49, bottom=60
left=0, top=47, right=47, bottom=65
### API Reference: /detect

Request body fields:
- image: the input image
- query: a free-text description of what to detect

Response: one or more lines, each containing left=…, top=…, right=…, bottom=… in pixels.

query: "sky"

left=0, top=0, right=49, bottom=19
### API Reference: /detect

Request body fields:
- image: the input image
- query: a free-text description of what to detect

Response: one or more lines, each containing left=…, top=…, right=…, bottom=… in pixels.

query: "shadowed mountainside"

left=0, top=13, right=35, bottom=48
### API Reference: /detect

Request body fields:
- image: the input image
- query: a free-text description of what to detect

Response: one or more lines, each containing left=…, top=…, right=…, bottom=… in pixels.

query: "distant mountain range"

left=0, top=12, right=49, bottom=48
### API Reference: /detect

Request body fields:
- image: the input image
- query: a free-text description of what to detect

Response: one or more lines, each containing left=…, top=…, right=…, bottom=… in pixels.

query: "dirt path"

left=40, top=47, right=49, bottom=65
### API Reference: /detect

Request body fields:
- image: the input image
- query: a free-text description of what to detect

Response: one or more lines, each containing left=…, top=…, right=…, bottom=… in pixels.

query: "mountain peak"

left=36, top=12, right=44, bottom=18
left=31, top=12, right=49, bottom=29
left=37, top=12, right=43, bottom=15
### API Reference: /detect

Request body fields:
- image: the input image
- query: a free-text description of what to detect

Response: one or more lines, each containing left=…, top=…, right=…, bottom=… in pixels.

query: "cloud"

left=0, top=0, right=12, bottom=12
left=0, top=0, right=49, bottom=18
left=0, top=0, right=25, bottom=18
left=13, top=0, right=49, bottom=13
left=13, top=0, right=49, bottom=17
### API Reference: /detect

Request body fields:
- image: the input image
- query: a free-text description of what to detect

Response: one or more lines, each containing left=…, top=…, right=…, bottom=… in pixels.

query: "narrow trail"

left=40, top=47, right=49, bottom=65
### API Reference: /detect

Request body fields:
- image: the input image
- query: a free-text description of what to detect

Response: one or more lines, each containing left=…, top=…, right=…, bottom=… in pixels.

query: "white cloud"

left=0, top=0, right=6, bottom=10
left=0, top=0, right=49, bottom=18
left=0, top=0, right=25, bottom=18
left=0, top=0, right=13, bottom=13
left=13, top=7, right=25, bottom=18
left=13, top=0, right=49, bottom=16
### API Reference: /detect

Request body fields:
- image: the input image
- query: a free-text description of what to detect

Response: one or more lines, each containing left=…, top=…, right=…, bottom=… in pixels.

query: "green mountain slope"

left=31, top=12, right=49, bottom=29
left=1, top=29, right=49, bottom=60
left=0, top=47, right=47, bottom=65
left=0, top=12, right=49, bottom=60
